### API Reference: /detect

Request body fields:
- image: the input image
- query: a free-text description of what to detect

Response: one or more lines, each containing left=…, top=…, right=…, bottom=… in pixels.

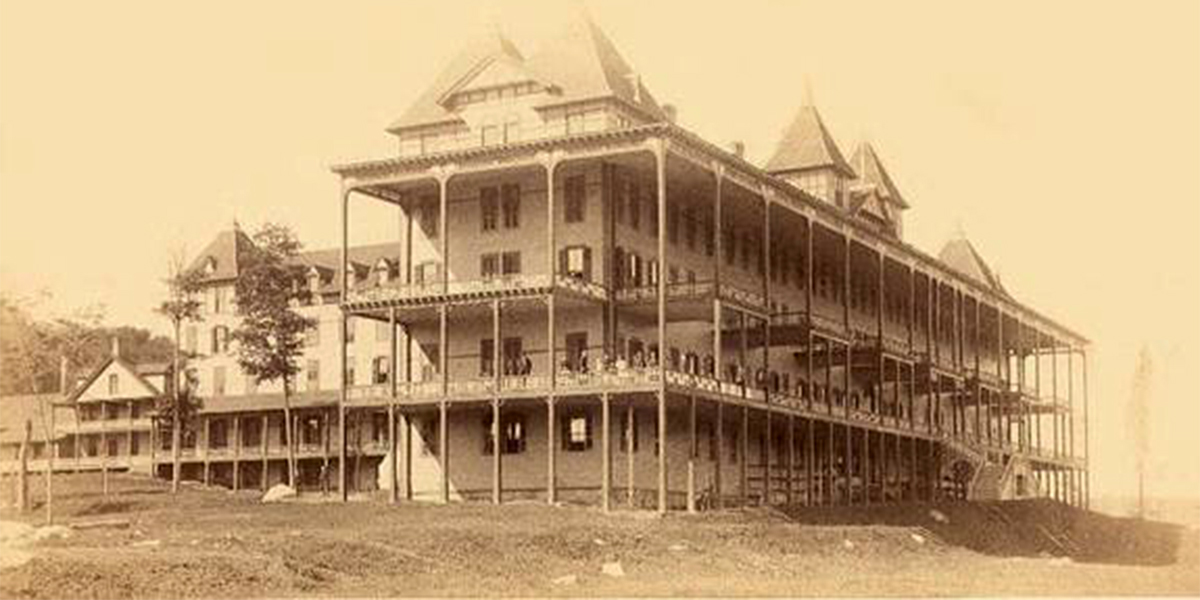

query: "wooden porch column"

left=438, top=303, right=449, bottom=504
left=545, top=153, right=559, bottom=507
left=655, top=139, right=669, bottom=514
left=762, top=191, right=772, bottom=506
left=714, top=400, right=724, bottom=509
left=260, top=414, right=268, bottom=492
left=492, top=399, right=502, bottom=505
left=863, top=428, right=871, bottom=505
left=806, top=417, right=815, bottom=507
left=201, top=414, right=209, bottom=486
left=687, top=394, right=697, bottom=513
left=1081, top=349, right=1090, bottom=509
left=338, top=313, right=348, bottom=501
left=786, top=413, right=795, bottom=506
left=492, top=299, right=502, bottom=505
left=1051, top=340, right=1059, bottom=460
left=626, top=400, right=635, bottom=507
left=601, top=392, right=611, bottom=511
left=389, top=306, right=398, bottom=504
left=547, top=395, right=558, bottom=505
left=399, top=411, right=412, bottom=501
left=740, top=405, right=748, bottom=506
left=232, top=415, right=240, bottom=491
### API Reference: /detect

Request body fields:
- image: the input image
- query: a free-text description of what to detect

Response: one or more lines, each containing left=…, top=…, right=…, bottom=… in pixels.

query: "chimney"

left=111, top=336, right=121, bottom=359
left=662, top=103, right=677, bottom=124
left=729, top=141, right=745, bottom=159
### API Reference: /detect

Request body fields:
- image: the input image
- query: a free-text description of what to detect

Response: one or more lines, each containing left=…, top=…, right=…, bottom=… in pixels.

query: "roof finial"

left=624, top=72, right=642, bottom=103
left=954, top=220, right=968, bottom=240
left=802, top=76, right=815, bottom=107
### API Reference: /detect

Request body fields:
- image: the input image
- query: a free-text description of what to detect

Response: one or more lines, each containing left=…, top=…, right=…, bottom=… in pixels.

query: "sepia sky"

left=1, top=0, right=1197, bottom=502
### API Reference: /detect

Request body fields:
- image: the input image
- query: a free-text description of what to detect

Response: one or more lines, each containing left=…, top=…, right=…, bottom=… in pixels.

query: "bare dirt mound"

left=783, top=499, right=1184, bottom=565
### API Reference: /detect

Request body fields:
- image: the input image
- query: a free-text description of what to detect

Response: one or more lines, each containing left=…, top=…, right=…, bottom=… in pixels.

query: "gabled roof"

left=523, top=12, right=666, bottom=120
left=67, top=355, right=166, bottom=404
left=188, top=227, right=256, bottom=282
left=289, top=242, right=402, bottom=294
left=766, top=103, right=855, bottom=178
left=386, top=29, right=527, bottom=133
left=938, top=237, right=1009, bottom=297
left=849, top=142, right=909, bottom=209
left=387, top=14, right=667, bottom=134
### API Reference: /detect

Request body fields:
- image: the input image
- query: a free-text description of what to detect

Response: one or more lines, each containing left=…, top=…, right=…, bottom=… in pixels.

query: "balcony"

left=344, top=274, right=608, bottom=309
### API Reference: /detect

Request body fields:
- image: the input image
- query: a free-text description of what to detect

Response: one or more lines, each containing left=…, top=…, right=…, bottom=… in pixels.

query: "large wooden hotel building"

left=2, top=14, right=1091, bottom=514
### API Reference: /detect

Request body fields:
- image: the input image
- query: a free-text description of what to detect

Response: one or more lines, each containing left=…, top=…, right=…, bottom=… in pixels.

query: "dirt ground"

left=0, top=473, right=1197, bottom=598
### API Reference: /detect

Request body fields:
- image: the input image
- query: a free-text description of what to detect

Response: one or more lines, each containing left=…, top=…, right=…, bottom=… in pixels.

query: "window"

left=480, top=187, right=499, bottom=231
left=420, top=343, right=440, bottom=382
left=560, top=246, right=592, bottom=280
left=648, top=192, right=659, bottom=235
left=345, top=319, right=356, bottom=344
left=130, top=435, right=140, bottom=456
left=502, top=337, right=523, bottom=376
left=301, top=415, right=322, bottom=446
left=214, top=286, right=226, bottom=314
left=418, top=196, right=439, bottom=238
left=703, top=215, right=714, bottom=256
left=107, top=438, right=118, bottom=457
left=667, top=204, right=679, bottom=245
left=501, top=251, right=521, bottom=276
left=501, top=184, right=520, bottom=228
left=345, top=356, right=356, bottom=386
left=376, top=320, right=392, bottom=342
left=723, top=227, right=736, bottom=265
left=481, top=123, right=501, bottom=147
left=480, top=339, right=495, bottom=377
left=565, top=332, right=588, bottom=372
left=483, top=413, right=527, bottom=454
left=242, top=418, right=262, bottom=447
left=211, top=326, right=228, bottom=354
left=564, top=175, right=586, bottom=223
left=306, top=323, right=320, bottom=347
left=565, top=110, right=586, bottom=135
left=213, top=366, right=226, bottom=396
left=481, top=253, right=499, bottom=280
left=615, top=177, right=627, bottom=224
left=684, top=207, right=696, bottom=250
left=371, top=411, right=388, bottom=444
left=419, top=416, right=438, bottom=456
left=562, top=412, right=593, bottom=451
left=620, top=408, right=639, bottom=452
left=107, top=373, right=119, bottom=395
left=503, top=116, right=520, bottom=144
left=307, top=359, right=320, bottom=391
left=628, top=182, right=641, bottom=230
left=372, top=356, right=390, bottom=385
left=210, top=419, right=228, bottom=448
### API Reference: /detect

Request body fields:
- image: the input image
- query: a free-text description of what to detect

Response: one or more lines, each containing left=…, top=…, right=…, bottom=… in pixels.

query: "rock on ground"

left=261, top=484, right=296, bottom=503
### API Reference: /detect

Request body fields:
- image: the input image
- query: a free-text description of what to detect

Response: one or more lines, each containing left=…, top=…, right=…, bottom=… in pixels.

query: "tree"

left=1129, top=346, right=1152, bottom=519
left=231, top=223, right=315, bottom=489
left=156, top=249, right=205, bottom=494
left=0, top=292, right=105, bottom=520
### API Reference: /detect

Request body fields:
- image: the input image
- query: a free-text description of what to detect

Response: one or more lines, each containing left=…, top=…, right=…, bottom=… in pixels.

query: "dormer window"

left=374, top=259, right=393, bottom=286
left=204, top=256, right=217, bottom=275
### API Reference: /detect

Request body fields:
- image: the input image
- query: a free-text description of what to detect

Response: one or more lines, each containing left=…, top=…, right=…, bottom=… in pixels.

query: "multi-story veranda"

left=275, top=121, right=1095, bottom=513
